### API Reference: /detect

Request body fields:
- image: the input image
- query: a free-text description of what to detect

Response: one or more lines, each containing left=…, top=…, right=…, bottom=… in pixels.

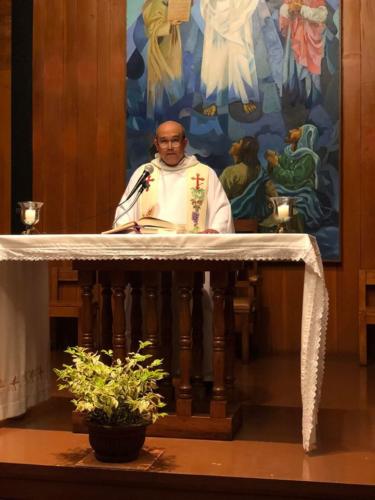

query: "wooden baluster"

left=160, top=271, right=173, bottom=406
left=225, top=271, right=236, bottom=394
left=142, top=271, right=160, bottom=360
left=210, top=270, right=228, bottom=418
left=110, top=270, right=127, bottom=362
left=78, top=269, right=96, bottom=352
left=129, top=271, right=143, bottom=352
left=175, top=271, right=193, bottom=417
left=99, top=271, right=112, bottom=351
left=192, top=272, right=204, bottom=392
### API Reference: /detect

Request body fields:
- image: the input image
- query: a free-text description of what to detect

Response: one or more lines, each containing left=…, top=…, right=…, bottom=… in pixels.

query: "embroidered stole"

left=140, top=164, right=209, bottom=232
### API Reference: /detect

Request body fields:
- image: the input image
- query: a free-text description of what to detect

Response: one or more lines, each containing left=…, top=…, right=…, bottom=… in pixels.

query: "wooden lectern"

left=73, top=258, right=243, bottom=440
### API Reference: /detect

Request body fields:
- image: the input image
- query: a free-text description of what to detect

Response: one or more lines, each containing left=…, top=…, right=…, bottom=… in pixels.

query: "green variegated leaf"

left=53, top=342, right=167, bottom=425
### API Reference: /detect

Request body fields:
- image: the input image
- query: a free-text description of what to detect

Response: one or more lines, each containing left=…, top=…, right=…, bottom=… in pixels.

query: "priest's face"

left=154, top=122, right=188, bottom=166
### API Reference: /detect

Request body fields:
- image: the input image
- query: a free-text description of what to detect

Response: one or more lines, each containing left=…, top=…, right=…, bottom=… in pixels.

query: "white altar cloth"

left=0, top=233, right=328, bottom=452
left=0, top=261, right=50, bottom=422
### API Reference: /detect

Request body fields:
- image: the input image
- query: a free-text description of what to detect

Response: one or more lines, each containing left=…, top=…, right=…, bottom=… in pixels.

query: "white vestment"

left=115, top=155, right=234, bottom=233
left=200, top=0, right=260, bottom=105
left=114, top=155, right=234, bottom=377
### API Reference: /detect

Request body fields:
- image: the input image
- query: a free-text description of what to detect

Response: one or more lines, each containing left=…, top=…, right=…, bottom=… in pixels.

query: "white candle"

left=277, top=203, right=289, bottom=220
left=24, top=208, right=36, bottom=225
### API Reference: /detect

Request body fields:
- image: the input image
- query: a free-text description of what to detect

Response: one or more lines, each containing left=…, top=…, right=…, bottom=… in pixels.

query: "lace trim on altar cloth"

left=300, top=264, right=329, bottom=451
left=1, top=254, right=311, bottom=262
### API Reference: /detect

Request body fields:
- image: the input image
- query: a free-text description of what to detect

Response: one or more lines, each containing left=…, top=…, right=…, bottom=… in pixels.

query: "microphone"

left=125, top=164, right=154, bottom=202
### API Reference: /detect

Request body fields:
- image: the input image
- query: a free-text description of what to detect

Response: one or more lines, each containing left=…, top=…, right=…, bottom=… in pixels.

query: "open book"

left=102, top=217, right=185, bottom=235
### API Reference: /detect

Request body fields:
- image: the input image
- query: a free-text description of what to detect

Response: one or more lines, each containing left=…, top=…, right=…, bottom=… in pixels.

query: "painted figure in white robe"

left=199, top=0, right=283, bottom=117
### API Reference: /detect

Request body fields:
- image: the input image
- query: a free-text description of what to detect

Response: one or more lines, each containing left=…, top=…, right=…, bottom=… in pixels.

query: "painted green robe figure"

left=266, top=124, right=323, bottom=230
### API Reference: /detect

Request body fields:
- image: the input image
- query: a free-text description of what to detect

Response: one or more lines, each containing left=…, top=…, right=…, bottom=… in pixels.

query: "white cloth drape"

left=0, top=233, right=328, bottom=451
left=114, top=155, right=234, bottom=234
left=0, top=261, right=50, bottom=421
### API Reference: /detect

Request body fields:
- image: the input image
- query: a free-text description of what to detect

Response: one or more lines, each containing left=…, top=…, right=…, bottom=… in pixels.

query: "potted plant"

left=54, top=341, right=167, bottom=463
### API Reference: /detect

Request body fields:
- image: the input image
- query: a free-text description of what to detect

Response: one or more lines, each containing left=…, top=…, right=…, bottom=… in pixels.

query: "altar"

left=0, top=233, right=328, bottom=452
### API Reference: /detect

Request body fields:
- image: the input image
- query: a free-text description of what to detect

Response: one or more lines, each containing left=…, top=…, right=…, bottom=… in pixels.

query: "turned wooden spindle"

left=110, top=270, right=127, bottom=361
left=160, top=272, right=173, bottom=380
left=224, top=271, right=236, bottom=391
left=99, top=271, right=113, bottom=351
left=142, top=271, right=160, bottom=360
left=176, top=271, right=193, bottom=417
left=79, top=270, right=96, bottom=352
left=129, top=271, right=143, bottom=352
left=192, top=272, right=204, bottom=387
left=210, top=271, right=228, bottom=418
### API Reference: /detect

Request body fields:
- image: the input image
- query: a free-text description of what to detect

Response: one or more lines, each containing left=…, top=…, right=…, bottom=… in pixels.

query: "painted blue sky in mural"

left=126, top=0, right=341, bottom=260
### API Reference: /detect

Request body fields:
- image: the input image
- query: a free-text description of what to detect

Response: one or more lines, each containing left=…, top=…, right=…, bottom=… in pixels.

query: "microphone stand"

left=112, top=180, right=148, bottom=228
left=123, top=165, right=153, bottom=203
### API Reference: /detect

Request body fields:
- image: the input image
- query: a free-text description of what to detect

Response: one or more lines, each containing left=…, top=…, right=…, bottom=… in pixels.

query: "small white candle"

left=277, top=203, right=289, bottom=220
left=24, top=208, right=36, bottom=225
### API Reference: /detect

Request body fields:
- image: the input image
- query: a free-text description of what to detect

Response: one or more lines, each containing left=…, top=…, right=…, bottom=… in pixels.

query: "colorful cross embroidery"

left=190, top=172, right=206, bottom=232
left=192, top=173, right=205, bottom=190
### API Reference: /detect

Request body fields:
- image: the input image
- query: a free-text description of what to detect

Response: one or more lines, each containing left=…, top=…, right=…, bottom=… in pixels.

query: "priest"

left=114, top=120, right=233, bottom=379
left=114, top=121, right=234, bottom=234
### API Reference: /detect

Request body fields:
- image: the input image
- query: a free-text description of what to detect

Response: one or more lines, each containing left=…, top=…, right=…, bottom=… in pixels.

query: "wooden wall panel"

left=32, top=0, right=375, bottom=354
left=62, top=0, right=79, bottom=233
left=361, top=0, right=375, bottom=269
left=76, top=0, right=98, bottom=234
left=0, top=0, right=11, bottom=233
left=33, top=0, right=125, bottom=234
left=336, top=0, right=362, bottom=353
left=259, top=264, right=304, bottom=354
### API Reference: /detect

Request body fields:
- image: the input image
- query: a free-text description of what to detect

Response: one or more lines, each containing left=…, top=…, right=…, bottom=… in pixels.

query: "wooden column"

left=129, top=271, right=143, bottom=352
left=160, top=271, right=173, bottom=402
left=192, top=272, right=204, bottom=395
left=175, top=271, right=193, bottom=417
left=78, top=270, right=96, bottom=351
left=143, top=271, right=160, bottom=360
left=99, top=271, right=112, bottom=351
left=210, top=271, right=228, bottom=418
left=225, top=271, right=236, bottom=392
left=110, top=270, right=127, bottom=361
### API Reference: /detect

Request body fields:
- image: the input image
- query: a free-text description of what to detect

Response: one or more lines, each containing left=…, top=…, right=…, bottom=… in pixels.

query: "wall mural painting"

left=126, top=0, right=341, bottom=260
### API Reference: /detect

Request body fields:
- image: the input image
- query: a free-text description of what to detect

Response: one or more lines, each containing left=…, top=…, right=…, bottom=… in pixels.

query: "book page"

left=139, top=216, right=176, bottom=230
left=167, top=0, right=191, bottom=23
left=101, top=221, right=137, bottom=234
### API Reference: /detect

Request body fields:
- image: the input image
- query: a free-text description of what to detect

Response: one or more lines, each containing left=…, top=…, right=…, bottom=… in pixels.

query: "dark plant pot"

left=87, top=421, right=147, bottom=463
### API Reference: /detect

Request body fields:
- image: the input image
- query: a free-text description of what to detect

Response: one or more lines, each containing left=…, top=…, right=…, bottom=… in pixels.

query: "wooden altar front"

left=73, top=259, right=243, bottom=440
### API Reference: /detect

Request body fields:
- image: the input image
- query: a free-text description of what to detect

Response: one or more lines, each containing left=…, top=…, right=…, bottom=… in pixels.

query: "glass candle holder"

left=18, top=201, right=43, bottom=234
left=269, top=196, right=296, bottom=233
